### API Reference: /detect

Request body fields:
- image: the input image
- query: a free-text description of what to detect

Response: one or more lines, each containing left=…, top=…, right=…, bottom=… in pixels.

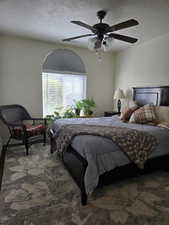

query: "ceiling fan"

left=62, top=10, right=139, bottom=50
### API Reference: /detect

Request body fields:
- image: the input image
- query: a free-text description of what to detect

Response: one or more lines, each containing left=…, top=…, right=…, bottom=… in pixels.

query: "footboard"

left=62, top=148, right=88, bottom=205
left=49, top=129, right=88, bottom=205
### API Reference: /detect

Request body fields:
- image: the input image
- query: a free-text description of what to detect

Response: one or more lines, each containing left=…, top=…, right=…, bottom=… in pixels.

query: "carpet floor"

left=1, top=144, right=169, bottom=225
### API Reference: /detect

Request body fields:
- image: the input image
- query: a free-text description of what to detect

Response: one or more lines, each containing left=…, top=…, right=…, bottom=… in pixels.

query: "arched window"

left=42, top=49, right=87, bottom=117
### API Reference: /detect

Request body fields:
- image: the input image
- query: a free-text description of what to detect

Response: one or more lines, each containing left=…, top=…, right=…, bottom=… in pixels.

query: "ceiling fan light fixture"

left=88, top=37, right=102, bottom=51
left=88, top=36, right=114, bottom=52
left=102, top=37, right=114, bottom=52
left=95, top=39, right=102, bottom=49
left=88, top=37, right=98, bottom=51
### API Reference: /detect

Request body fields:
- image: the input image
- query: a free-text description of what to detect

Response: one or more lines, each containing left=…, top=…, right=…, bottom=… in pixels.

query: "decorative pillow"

left=129, top=104, right=157, bottom=124
left=128, top=100, right=138, bottom=108
left=155, top=106, right=169, bottom=122
left=157, top=121, right=169, bottom=129
left=120, top=106, right=139, bottom=122
left=121, top=100, right=137, bottom=112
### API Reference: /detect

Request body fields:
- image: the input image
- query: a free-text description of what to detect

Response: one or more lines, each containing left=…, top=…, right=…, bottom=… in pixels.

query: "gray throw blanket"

left=55, top=124, right=158, bottom=168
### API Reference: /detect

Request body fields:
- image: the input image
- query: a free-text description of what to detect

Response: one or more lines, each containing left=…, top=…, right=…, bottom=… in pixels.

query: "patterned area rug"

left=1, top=144, right=169, bottom=225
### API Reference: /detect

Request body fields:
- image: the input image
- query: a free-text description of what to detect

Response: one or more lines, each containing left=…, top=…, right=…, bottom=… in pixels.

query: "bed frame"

left=50, top=86, right=169, bottom=205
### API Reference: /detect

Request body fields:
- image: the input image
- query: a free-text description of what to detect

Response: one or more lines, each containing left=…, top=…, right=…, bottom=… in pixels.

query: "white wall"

left=0, top=35, right=115, bottom=139
left=115, top=33, right=169, bottom=96
left=0, top=35, right=115, bottom=115
left=2, top=32, right=169, bottom=140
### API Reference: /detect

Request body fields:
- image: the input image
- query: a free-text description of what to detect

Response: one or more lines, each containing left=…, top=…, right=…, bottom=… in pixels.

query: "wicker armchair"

left=0, top=145, right=6, bottom=191
left=0, top=104, right=47, bottom=155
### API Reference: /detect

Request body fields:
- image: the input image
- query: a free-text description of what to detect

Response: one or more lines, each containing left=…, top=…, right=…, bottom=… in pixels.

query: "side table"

left=104, top=111, right=120, bottom=117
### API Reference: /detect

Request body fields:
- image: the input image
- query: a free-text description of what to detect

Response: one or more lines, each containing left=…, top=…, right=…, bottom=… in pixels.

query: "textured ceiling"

left=0, top=0, right=169, bottom=51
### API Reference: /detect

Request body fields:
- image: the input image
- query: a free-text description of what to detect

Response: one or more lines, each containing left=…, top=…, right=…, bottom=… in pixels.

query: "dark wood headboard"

left=133, top=86, right=169, bottom=106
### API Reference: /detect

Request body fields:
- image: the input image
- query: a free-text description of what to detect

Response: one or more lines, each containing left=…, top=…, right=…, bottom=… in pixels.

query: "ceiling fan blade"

left=109, top=33, right=138, bottom=43
left=62, top=34, right=94, bottom=42
left=108, top=19, right=139, bottom=32
left=71, top=21, right=96, bottom=32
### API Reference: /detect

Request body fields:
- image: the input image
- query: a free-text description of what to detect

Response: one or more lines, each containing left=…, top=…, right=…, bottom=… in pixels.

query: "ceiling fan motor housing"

left=93, top=23, right=109, bottom=41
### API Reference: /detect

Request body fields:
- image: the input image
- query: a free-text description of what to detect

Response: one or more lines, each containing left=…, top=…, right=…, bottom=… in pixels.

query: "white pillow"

left=157, top=121, right=169, bottom=129
left=155, top=106, right=169, bottom=122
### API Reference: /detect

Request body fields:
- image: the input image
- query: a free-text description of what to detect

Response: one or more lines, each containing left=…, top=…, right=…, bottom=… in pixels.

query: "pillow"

left=128, top=100, right=138, bottom=108
left=129, top=104, right=157, bottom=124
left=120, top=100, right=137, bottom=112
left=120, top=106, right=139, bottom=122
left=155, top=106, right=169, bottom=122
left=157, top=121, right=169, bottom=129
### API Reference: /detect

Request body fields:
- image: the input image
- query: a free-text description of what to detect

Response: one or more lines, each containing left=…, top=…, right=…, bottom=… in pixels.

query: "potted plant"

left=81, top=97, right=96, bottom=116
left=63, top=106, right=76, bottom=118
left=46, top=106, right=76, bottom=122
left=74, top=100, right=83, bottom=116
left=45, top=109, right=62, bottom=126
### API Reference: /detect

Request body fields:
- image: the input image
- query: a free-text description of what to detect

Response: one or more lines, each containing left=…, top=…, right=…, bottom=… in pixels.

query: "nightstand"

left=104, top=111, right=120, bottom=117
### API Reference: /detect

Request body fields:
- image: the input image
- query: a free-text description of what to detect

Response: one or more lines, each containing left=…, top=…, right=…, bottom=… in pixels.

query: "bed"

left=49, top=86, right=169, bottom=205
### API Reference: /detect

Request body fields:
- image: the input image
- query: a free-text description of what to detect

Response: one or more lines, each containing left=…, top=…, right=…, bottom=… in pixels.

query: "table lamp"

left=114, top=88, right=125, bottom=113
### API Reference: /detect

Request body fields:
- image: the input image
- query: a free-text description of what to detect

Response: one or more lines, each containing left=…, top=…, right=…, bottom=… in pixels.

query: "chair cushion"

left=129, top=104, right=157, bottom=124
left=12, top=124, right=45, bottom=138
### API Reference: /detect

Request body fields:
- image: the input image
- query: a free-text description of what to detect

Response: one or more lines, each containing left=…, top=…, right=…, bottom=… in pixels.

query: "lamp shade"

left=114, top=89, right=125, bottom=99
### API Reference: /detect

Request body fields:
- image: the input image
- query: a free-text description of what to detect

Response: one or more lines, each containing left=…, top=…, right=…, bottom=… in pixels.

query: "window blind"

left=42, top=72, right=86, bottom=117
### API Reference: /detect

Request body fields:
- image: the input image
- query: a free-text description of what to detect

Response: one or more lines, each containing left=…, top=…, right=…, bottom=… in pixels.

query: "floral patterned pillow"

left=129, top=104, right=157, bottom=124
